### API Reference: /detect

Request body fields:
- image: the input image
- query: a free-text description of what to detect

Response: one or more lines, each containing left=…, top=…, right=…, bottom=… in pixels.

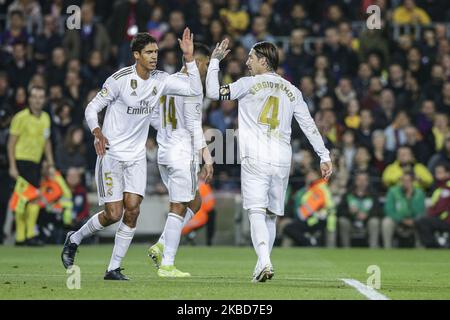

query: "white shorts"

left=241, top=157, right=290, bottom=216
left=159, top=161, right=199, bottom=203
left=95, top=154, right=147, bottom=205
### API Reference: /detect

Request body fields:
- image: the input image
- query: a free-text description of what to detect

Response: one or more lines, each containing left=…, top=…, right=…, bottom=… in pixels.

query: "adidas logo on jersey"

left=131, top=91, right=137, bottom=96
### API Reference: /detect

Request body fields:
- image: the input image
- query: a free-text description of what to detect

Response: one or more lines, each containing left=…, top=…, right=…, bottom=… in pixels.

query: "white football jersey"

left=85, top=62, right=202, bottom=161
left=156, top=73, right=206, bottom=164
left=206, top=59, right=330, bottom=167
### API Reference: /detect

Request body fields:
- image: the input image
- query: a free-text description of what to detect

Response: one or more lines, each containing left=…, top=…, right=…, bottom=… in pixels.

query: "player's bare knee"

left=103, top=206, right=123, bottom=224
left=170, top=202, right=188, bottom=217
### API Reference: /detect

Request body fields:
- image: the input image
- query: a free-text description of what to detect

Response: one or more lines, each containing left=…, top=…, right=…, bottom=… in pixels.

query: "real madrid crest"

left=131, top=79, right=137, bottom=90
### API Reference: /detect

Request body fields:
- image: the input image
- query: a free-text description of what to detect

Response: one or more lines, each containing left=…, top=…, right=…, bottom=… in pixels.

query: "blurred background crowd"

left=0, top=0, right=450, bottom=249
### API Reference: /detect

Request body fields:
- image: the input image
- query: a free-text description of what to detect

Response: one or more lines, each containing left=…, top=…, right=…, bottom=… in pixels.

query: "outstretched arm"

left=206, top=39, right=231, bottom=101
left=163, top=28, right=202, bottom=96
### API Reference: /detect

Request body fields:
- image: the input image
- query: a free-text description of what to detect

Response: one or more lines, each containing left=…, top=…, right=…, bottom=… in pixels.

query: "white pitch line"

left=341, top=278, right=390, bottom=300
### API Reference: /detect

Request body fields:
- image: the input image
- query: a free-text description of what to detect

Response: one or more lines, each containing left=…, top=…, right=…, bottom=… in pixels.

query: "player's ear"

left=133, top=50, right=140, bottom=61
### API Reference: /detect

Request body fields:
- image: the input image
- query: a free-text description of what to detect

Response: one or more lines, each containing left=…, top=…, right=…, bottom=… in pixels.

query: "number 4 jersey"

left=207, top=59, right=330, bottom=167
left=155, top=72, right=206, bottom=165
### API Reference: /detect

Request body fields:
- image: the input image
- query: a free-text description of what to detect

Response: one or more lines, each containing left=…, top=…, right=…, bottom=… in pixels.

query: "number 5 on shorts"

left=104, top=172, right=113, bottom=196
left=258, top=96, right=279, bottom=131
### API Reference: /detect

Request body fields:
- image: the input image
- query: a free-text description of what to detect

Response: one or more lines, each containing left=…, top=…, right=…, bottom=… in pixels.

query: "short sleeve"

left=9, top=114, right=23, bottom=136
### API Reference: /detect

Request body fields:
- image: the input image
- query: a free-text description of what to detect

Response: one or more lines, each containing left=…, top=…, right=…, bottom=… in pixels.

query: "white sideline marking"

left=341, top=278, right=390, bottom=300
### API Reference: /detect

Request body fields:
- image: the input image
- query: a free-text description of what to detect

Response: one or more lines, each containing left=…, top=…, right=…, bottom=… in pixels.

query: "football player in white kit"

left=206, top=39, right=333, bottom=282
left=146, top=43, right=213, bottom=278
left=61, top=29, right=203, bottom=280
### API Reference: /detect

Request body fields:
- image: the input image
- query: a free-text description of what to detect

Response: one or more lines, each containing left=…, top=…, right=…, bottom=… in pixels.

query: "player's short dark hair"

left=194, top=42, right=210, bottom=57
left=9, top=9, right=24, bottom=19
left=130, top=33, right=157, bottom=53
left=252, top=41, right=279, bottom=71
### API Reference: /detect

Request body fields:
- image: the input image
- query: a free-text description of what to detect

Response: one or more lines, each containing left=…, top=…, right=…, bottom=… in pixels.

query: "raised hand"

left=211, top=39, right=231, bottom=61
left=178, top=27, right=194, bottom=62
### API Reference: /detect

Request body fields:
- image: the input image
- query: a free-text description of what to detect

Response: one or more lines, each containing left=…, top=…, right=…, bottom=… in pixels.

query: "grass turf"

left=0, top=245, right=449, bottom=300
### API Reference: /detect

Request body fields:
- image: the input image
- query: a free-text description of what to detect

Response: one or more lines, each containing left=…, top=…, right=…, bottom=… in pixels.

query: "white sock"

left=158, top=208, right=194, bottom=245
left=107, top=221, right=136, bottom=271
left=249, top=209, right=271, bottom=268
left=161, top=213, right=184, bottom=266
left=266, top=214, right=277, bottom=254
left=70, top=212, right=105, bottom=245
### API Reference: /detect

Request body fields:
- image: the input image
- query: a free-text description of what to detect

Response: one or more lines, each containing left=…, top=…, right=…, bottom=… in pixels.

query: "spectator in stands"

left=168, top=11, right=186, bottom=39
left=206, top=19, right=226, bottom=47
left=189, top=1, right=213, bottom=44
left=344, top=99, right=361, bottom=130
left=313, top=55, right=335, bottom=99
left=416, top=164, right=450, bottom=248
left=387, top=64, right=408, bottom=108
left=361, top=77, right=383, bottom=111
left=286, top=29, right=313, bottom=85
left=12, top=86, right=27, bottom=113
left=334, top=77, right=357, bottom=111
left=341, top=129, right=357, bottom=172
left=0, top=106, right=13, bottom=244
left=436, top=82, right=450, bottom=113
left=350, top=146, right=379, bottom=182
left=46, top=47, right=66, bottom=87
left=208, top=100, right=238, bottom=134
left=0, top=72, right=12, bottom=109
left=428, top=134, right=450, bottom=174
left=382, top=171, right=426, bottom=248
left=355, top=109, right=375, bottom=150
left=6, top=41, right=36, bottom=89
left=240, top=16, right=275, bottom=51
left=55, top=125, right=86, bottom=175
left=424, top=64, right=444, bottom=100
left=219, top=0, right=250, bottom=38
left=404, top=125, right=433, bottom=164
left=146, top=6, right=169, bottom=42
left=392, top=0, right=431, bottom=25
left=107, top=0, right=150, bottom=67
left=281, top=3, right=312, bottom=35
left=66, top=167, right=89, bottom=230
left=63, top=1, right=110, bottom=64
left=371, top=129, right=395, bottom=176
left=0, top=10, right=31, bottom=53
left=64, top=70, right=84, bottom=123
left=323, top=26, right=357, bottom=78
left=431, top=113, right=450, bottom=153
left=282, top=169, right=336, bottom=247
left=358, top=29, right=390, bottom=67
left=416, top=100, right=436, bottom=138
left=80, top=50, right=110, bottom=92
left=7, top=0, right=42, bottom=33
left=33, top=14, right=62, bottom=66
left=299, top=76, right=317, bottom=114
left=384, top=110, right=410, bottom=152
left=353, top=63, right=372, bottom=101
left=338, top=171, right=381, bottom=248
left=383, top=146, right=433, bottom=190
left=51, top=99, right=73, bottom=146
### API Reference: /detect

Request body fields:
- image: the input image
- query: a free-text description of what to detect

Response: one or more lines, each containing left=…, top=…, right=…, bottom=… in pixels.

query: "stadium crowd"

left=0, top=0, right=450, bottom=248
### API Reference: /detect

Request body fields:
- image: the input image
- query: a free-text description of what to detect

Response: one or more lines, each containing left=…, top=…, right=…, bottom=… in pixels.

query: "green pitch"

left=1, top=245, right=449, bottom=300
